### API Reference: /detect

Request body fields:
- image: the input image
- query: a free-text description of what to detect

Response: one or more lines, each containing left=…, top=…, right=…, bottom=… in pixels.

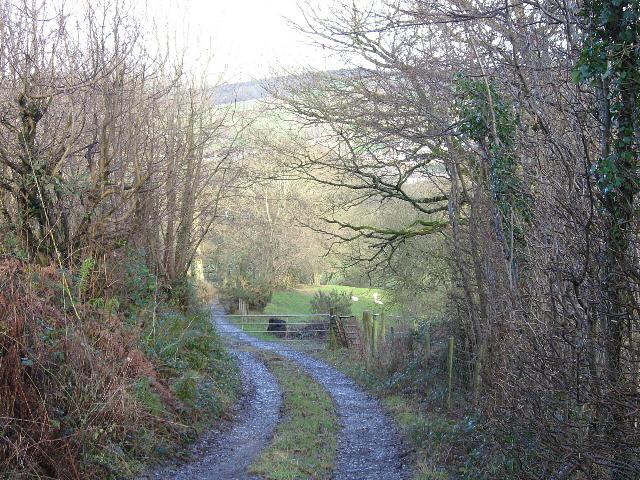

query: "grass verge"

left=127, top=308, right=242, bottom=472
left=250, top=352, right=339, bottom=480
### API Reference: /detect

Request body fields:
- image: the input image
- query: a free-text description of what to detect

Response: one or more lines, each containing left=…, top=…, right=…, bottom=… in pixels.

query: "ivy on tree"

left=575, top=0, right=640, bottom=241
left=455, top=75, right=530, bottom=260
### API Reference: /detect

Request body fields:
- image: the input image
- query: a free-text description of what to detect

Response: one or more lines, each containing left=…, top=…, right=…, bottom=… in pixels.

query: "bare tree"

left=275, top=1, right=640, bottom=477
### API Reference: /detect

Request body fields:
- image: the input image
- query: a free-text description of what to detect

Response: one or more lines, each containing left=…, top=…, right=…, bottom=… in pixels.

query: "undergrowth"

left=0, top=258, right=240, bottom=479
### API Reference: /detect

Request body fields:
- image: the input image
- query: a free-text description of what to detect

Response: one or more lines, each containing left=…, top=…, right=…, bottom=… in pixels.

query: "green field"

left=264, top=284, right=394, bottom=318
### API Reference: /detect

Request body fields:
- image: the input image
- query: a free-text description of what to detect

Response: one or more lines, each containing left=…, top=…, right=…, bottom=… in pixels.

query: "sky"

left=147, top=0, right=345, bottom=83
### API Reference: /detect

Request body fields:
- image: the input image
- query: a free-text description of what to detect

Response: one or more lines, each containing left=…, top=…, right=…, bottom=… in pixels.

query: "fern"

left=88, top=297, right=105, bottom=309
left=105, top=297, right=120, bottom=315
left=77, top=257, right=95, bottom=299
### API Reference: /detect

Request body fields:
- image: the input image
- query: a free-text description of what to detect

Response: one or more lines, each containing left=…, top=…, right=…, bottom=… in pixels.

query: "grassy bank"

left=250, top=352, right=339, bottom=480
left=0, top=259, right=241, bottom=479
left=86, top=306, right=242, bottom=478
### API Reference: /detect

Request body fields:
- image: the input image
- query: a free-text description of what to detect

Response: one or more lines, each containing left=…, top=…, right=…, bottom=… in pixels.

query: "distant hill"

left=212, top=69, right=359, bottom=105
left=212, top=80, right=269, bottom=104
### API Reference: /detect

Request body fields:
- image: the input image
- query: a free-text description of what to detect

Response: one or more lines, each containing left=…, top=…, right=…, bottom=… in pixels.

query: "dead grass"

left=1, top=259, right=83, bottom=478
left=0, top=258, right=240, bottom=479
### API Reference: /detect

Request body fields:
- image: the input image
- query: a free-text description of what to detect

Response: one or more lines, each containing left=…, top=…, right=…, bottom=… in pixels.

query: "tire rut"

left=214, top=304, right=410, bottom=480
left=141, top=349, right=281, bottom=480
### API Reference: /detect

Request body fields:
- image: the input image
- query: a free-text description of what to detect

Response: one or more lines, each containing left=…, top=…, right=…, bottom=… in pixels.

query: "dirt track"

left=142, top=304, right=409, bottom=479
left=140, top=349, right=282, bottom=480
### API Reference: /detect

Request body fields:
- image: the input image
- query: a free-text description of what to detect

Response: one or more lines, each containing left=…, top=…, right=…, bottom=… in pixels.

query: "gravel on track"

left=142, top=303, right=410, bottom=480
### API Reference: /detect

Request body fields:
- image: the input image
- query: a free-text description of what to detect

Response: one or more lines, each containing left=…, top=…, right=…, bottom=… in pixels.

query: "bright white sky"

left=147, top=0, right=345, bottom=82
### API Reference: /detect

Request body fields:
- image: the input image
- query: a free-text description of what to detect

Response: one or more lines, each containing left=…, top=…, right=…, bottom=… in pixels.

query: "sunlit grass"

left=265, top=284, right=395, bottom=318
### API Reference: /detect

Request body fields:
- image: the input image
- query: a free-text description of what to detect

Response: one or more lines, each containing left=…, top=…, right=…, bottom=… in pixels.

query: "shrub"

left=221, top=280, right=273, bottom=311
left=310, top=289, right=352, bottom=316
left=172, top=371, right=199, bottom=404
left=169, top=277, right=198, bottom=310
left=0, top=259, right=181, bottom=479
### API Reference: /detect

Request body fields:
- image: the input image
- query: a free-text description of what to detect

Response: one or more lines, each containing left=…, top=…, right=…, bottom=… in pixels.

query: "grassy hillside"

left=264, top=284, right=394, bottom=318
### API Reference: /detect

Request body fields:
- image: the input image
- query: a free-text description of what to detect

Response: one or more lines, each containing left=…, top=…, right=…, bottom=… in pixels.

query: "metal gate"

left=214, top=313, right=331, bottom=350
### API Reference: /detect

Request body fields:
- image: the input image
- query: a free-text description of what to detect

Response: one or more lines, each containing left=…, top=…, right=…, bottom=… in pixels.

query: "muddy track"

left=140, top=349, right=282, bottom=480
left=214, top=304, right=410, bottom=480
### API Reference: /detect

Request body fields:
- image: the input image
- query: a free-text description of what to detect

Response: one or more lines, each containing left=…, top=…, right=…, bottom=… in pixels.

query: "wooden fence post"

left=238, top=299, right=247, bottom=317
left=362, top=311, right=372, bottom=362
left=370, top=313, right=377, bottom=358
left=329, top=308, right=337, bottom=349
left=447, top=336, right=455, bottom=410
